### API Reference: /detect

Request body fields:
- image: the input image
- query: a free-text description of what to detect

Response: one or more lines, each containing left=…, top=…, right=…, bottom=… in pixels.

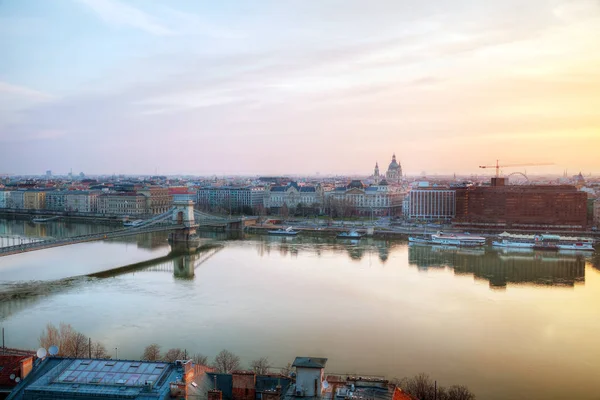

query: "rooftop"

left=292, top=357, right=327, bottom=369
left=6, top=357, right=186, bottom=400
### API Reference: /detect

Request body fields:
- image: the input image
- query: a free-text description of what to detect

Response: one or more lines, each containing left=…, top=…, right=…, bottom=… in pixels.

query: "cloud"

left=75, top=0, right=174, bottom=36
left=0, top=82, right=53, bottom=101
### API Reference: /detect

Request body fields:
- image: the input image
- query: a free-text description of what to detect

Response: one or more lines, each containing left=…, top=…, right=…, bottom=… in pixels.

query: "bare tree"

left=90, top=341, right=110, bottom=359
left=142, top=344, right=162, bottom=361
left=250, top=357, right=270, bottom=375
left=163, top=348, right=186, bottom=362
left=213, top=349, right=240, bottom=373
left=39, top=322, right=105, bottom=358
left=280, top=363, right=293, bottom=377
left=192, top=353, right=208, bottom=366
left=447, top=385, right=475, bottom=400
left=400, top=373, right=436, bottom=400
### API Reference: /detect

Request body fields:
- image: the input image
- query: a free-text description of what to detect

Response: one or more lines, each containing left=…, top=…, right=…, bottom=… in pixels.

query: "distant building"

left=137, top=186, right=173, bottom=214
left=405, top=188, right=456, bottom=221
left=45, top=191, right=67, bottom=211
left=169, top=187, right=197, bottom=203
left=97, top=192, right=147, bottom=216
left=8, top=191, right=24, bottom=209
left=455, top=179, right=588, bottom=230
left=264, top=182, right=323, bottom=215
left=327, top=180, right=403, bottom=217
left=65, top=191, right=99, bottom=213
left=23, top=190, right=46, bottom=210
left=6, top=358, right=196, bottom=400
left=0, top=190, right=11, bottom=208
left=198, top=186, right=265, bottom=213
left=45, top=170, right=51, bottom=178
left=594, top=199, right=600, bottom=228
left=385, top=154, right=402, bottom=183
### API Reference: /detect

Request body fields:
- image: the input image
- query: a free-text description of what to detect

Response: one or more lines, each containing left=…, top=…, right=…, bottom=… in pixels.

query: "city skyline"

left=2, top=0, right=600, bottom=175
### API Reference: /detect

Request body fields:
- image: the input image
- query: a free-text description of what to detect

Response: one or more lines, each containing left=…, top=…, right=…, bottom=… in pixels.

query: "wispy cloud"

left=75, top=0, right=174, bottom=36
left=0, top=82, right=54, bottom=101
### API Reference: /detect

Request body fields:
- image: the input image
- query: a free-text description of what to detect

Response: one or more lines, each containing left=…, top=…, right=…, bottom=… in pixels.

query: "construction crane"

left=478, top=160, right=553, bottom=177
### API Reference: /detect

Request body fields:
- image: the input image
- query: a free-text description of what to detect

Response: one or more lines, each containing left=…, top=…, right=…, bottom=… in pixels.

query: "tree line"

left=39, top=324, right=475, bottom=398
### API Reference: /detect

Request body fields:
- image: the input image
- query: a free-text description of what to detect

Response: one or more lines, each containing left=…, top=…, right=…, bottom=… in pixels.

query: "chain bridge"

left=0, top=201, right=247, bottom=257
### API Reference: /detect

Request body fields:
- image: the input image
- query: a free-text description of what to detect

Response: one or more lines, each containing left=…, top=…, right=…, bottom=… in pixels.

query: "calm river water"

left=1, top=218, right=600, bottom=400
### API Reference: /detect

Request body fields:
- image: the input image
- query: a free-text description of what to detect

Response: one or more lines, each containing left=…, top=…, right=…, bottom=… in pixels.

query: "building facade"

left=97, top=193, right=147, bottom=216
left=455, top=180, right=588, bottom=230
left=264, top=182, right=323, bottom=214
left=198, top=186, right=265, bottom=213
left=23, top=191, right=46, bottom=210
left=65, top=191, right=99, bottom=213
left=327, top=180, right=403, bottom=217
left=138, top=186, right=173, bottom=215
left=45, top=191, right=67, bottom=211
left=8, top=191, right=24, bottom=209
left=0, top=190, right=10, bottom=208
left=406, top=189, right=456, bottom=221
left=594, top=199, right=600, bottom=229
left=385, top=154, right=402, bottom=183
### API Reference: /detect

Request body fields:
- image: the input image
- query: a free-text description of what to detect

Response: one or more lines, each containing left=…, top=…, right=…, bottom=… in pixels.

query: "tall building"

left=594, top=199, right=600, bottom=228
left=385, top=154, right=402, bottom=183
left=406, top=188, right=456, bottom=221
left=455, top=179, right=588, bottom=230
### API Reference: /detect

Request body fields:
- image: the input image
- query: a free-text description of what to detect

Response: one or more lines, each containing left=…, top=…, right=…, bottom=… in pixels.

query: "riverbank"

left=246, top=224, right=600, bottom=240
left=0, top=209, right=124, bottom=226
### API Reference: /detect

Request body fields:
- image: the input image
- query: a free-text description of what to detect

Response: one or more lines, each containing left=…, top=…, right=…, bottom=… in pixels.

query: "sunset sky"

left=1, top=0, right=599, bottom=176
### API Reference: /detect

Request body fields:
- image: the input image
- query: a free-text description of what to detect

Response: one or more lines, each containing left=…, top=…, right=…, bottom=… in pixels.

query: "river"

left=1, top=218, right=599, bottom=400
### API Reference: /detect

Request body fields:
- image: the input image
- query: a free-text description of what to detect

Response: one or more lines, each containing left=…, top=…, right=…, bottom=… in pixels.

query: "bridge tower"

left=169, top=200, right=201, bottom=253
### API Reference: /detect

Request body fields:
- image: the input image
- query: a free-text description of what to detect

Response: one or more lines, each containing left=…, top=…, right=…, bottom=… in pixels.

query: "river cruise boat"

left=408, top=231, right=486, bottom=247
left=337, top=230, right=362, bottom=239
left=492, top=232, right=595, bottom=251
left=267, top=227, right=299, bottom=236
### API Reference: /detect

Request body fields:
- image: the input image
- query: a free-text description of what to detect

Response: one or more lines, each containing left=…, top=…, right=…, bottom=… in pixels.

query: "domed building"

left=386, top=154, right=402, bottom=183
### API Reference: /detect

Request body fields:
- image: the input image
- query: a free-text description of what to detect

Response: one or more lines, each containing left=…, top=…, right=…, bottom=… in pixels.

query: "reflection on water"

left=250, top=234, right=395, bottom=263
left=2, top=218, right=600, bottom=400
left=408, top=244, right=587, bottom=288
left=0, top=218, right=116, bottom=242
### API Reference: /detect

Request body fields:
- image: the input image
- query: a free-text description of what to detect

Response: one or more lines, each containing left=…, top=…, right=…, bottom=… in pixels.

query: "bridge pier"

left=168, top=200, right=201, bottom=253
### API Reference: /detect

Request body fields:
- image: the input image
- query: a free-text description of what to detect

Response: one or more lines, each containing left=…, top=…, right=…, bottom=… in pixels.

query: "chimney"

left=209, top=389, right=223, bottom=400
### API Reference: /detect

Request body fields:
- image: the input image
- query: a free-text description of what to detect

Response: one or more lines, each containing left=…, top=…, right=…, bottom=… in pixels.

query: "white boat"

left=409, top=231, right=486, bottom=247
left=268, top=227, right=298, bottom=236
left=337, top=230, right=362, bottom=239
left=492, top=232, right=595, bottom=252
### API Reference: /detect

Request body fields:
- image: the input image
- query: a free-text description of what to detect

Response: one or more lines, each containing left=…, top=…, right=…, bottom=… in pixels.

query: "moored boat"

left=268, top=227, right=298, bottom=236
left=408, top=231, right=486, bottom=247
left=337, top=230, right=362, bottom=239
left=492, top=232, right=594, bottom=252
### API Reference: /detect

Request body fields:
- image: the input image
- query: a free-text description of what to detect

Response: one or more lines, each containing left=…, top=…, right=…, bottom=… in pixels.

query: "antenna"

left=48, top=345, right=59, bottom=356
left=37, top=347, right=47, bottom=359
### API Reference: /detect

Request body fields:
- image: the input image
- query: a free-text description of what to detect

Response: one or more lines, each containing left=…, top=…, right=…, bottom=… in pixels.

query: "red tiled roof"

left=392, top=387, right=419, bottom=400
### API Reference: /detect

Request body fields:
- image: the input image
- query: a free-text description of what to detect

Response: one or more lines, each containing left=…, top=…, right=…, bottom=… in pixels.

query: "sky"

left=1, top=0, right=600, bottom=176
